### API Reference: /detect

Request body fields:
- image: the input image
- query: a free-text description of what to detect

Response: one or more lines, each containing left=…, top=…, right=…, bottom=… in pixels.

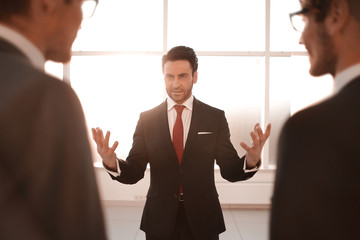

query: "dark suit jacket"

left=270, top=76, right=360, bottom=240
left=112, top=98, right=257, bottom=239
left=0, top=38, right=107, bottom=239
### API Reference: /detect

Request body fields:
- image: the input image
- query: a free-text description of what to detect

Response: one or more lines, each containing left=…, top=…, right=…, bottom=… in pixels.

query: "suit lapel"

left=158, top=101, right=180, bottom=167
left=160, top=98, right=205, bottom=167
left=182, top=98, right=203, bottom=165
left=0, top=38, right=28, bottom=59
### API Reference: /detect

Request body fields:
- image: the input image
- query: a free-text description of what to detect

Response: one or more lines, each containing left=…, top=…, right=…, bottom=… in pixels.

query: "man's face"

left=299, top=0, right=337, bottom=76
left=163, top=60, right=198, bottom=104
left=45, top=0, right=84, bottom=63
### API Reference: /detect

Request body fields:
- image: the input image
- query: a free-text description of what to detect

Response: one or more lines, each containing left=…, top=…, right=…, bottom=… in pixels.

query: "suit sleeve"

left=0, top=77, right=107, bottom=240
left=45, top=81, right=107, bottom=240
left=215, top=111, right=257, bottom=182
left=110, top=114, right=149, bottom=184
left=0, top=167, right=47, bottom=239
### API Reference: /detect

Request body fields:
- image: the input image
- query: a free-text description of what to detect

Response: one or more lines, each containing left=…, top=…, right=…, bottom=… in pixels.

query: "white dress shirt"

left=167, top=95, right=194, bottom=144
left=334, top=63, right=360, bottom=94
left=0, top=24, right=45, bottom=71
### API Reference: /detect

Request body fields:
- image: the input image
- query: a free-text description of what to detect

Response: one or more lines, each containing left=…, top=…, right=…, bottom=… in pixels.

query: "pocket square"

left=198, top=131, right=213, bottom=135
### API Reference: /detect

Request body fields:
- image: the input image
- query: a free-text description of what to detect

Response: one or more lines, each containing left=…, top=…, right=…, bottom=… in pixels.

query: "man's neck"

left=0, top=23, right=45, bottom=70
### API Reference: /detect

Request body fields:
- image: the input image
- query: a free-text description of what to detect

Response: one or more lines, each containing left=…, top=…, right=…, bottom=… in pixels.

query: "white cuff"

left=104, top=158, right=121, bottom=177
left=243, top=156, right=260, bottom=173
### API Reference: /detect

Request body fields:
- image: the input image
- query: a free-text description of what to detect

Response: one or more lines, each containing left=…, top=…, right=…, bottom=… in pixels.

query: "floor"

left=103, top=203, right=270, bottom=240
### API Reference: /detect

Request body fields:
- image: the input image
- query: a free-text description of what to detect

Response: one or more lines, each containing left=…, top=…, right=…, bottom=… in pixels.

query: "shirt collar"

left=167, top=95, right=194, bottom=112
left=334, top=63, right=360, bottom=93
left=0, top=24, right=45, bottom=71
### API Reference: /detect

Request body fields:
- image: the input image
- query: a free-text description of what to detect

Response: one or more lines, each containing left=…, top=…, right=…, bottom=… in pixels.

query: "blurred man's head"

left=0, top=0, right=98, bottom=63
left=292, top=0, right=360, bottom=76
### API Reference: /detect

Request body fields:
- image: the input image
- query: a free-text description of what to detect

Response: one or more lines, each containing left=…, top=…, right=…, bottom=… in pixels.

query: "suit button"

left=179, top=168, right=183, bottom=174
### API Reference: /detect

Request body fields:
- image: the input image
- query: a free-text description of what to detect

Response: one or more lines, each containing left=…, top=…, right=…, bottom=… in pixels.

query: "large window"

left=46, top=0, right=333, bottom=168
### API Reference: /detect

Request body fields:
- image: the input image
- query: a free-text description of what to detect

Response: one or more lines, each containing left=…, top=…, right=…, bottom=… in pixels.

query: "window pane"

left=45, top=61, right=64, bottom=80
left=194, top=56, right=265, bottom=157
left=66, top=0, right=337, bottom=170
left=73, top=0, right=164, bottom=51
left=269, top=56, right=333, bottom=165
left=168, top=0, right=265, bottom=51
left=270, top=0, right=306, bottom=51
left=70, top=55, right=165, bottom=161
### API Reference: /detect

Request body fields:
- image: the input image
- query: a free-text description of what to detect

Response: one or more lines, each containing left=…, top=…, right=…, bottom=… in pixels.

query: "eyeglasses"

left=289, top=8, right=310, bottom=32
left=81, top=0, right=99, bottom=19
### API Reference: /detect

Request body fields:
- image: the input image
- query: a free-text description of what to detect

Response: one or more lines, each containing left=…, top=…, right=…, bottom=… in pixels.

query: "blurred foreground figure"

left=271, top=0, right=360, bottom=239
left=0, top=0, right=107, bottom=239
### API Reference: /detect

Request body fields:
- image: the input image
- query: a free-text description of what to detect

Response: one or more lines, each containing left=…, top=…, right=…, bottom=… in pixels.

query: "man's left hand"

left=240, top=123, right=271, bottom=169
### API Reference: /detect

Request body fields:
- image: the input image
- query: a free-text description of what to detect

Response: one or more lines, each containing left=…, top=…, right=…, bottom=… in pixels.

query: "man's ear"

left=193, top=71, right=198, bottom=84
left=39, top=0, right=58, bottom=15
left=327, top=0, right=350, bottom=35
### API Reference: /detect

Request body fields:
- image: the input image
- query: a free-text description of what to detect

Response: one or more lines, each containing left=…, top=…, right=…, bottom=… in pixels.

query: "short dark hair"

left=305, top=0, right=332, bottom=22
left=0, top=0, right=30, bottom=21
left=162, top=46, right=198, bottom=75
left=0, top=0, right=73, bottom=21
left=306, top=0, right=360, bottom=23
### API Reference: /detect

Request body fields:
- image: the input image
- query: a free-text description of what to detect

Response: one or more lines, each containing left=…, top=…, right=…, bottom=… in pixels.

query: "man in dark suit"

left=92, top=46, right=271, bottom=240
left=0, top=0, right=107, bottom=239
left=270, top=0, right=360, bottom=239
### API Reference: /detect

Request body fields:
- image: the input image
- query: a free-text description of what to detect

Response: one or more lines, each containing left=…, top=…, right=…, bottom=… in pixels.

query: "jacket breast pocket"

left=195, top=131, right=217, bottom=154
left=197, top=131, right=213, bottom=135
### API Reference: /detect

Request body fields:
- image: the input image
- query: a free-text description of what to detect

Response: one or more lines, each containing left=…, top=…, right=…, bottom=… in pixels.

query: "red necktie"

left=173, top=105, right=185, bottom=164
left=173, top=105, right=185, bottom=195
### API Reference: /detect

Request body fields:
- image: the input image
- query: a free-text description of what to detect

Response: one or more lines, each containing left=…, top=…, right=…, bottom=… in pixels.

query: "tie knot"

left=174, top=105, right=185, bottom=114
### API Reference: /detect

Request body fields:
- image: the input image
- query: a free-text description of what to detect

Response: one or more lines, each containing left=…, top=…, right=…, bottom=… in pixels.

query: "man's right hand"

left=91, top=127, right=119, bottom=172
